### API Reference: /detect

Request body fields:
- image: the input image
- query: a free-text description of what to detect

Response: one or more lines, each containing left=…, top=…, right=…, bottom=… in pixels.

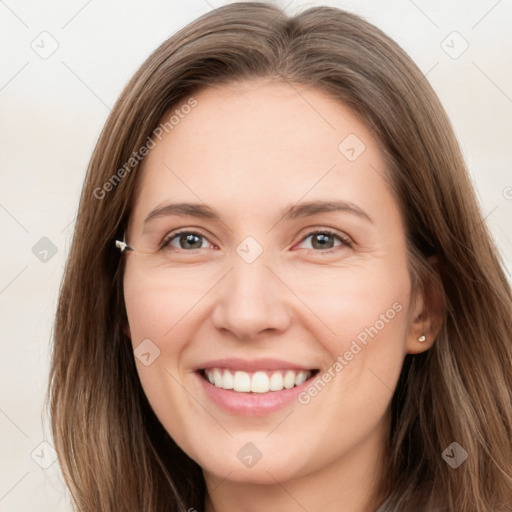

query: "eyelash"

left=161, top=229, right=352, bottom=254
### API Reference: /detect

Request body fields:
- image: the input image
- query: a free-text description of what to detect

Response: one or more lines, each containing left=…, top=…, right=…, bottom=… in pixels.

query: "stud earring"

left=417, top=335, right=426, bottom=342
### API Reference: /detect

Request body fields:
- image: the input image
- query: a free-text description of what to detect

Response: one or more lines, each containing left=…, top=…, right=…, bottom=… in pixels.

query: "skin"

left=123, top=79, right=441, bottom=512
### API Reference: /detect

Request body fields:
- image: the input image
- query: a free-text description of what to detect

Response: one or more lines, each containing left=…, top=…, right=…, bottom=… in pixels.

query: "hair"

left=48, top=2, right=512, bottom=511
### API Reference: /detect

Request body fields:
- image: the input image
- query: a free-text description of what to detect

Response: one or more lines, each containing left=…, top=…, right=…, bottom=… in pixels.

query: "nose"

left=211, top=257, right=292, bottom=341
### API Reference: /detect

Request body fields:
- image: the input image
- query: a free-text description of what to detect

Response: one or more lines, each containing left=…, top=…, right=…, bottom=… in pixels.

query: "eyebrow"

left=144, top=200, right=373, bottom=226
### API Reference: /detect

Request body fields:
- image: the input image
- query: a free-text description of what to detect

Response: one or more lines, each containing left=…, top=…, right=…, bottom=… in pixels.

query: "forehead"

left=131, top=79, right=396, bottom=225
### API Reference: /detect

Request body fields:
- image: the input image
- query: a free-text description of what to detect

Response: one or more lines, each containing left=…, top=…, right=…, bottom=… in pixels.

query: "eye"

left=296, top=230, right=352, bottom=253
left=162, top=231, right=212, bottom=251
left=160, top=229, right=350, bottom=253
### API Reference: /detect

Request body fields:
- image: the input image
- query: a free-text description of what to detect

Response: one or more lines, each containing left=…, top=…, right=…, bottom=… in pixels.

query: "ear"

left=406, top=255, right=445, bottom=354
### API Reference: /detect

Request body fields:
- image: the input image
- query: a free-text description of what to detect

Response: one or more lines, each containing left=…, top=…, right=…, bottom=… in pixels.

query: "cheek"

left=290, top=257, right=411, bottom=350
left=123, top=262, right=214, bottom=344
left=123, top=268, right=205, bottom=453
left=124, top=286, right=179, bottom=342
left=292, top=258, right=411, bottom=409
left=289, top=270, right=410, bottom=467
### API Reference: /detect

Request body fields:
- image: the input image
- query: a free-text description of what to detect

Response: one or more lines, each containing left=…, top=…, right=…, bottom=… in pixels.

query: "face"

left=123, top=80, right=424, bottom=487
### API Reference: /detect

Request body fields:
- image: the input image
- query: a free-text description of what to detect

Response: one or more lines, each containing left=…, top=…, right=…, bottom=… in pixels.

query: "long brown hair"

left=48, top=3, right=512, bottom=511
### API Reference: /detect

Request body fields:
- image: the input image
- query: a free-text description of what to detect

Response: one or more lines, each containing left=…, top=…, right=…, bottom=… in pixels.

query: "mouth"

left=193, top=358, right=321, bottom=415
left=198, top=367, right=320, bottom=394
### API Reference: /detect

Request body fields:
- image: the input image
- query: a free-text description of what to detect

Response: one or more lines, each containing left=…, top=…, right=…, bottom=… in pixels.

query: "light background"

left=0, top=0, right=511, bottom=510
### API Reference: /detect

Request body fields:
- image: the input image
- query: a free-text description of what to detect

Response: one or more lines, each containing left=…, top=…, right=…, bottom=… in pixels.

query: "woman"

left=48, top=2, right=512, bottom=511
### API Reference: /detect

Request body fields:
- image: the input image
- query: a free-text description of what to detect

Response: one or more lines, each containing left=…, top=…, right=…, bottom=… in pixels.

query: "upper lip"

left=194, top=358, right=317, bottom=373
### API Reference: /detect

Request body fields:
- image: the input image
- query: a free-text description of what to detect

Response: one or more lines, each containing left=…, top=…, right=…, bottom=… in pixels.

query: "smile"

left=194, top=358, right=320, bottom=415
left=202, top=368, right=317, bottom=393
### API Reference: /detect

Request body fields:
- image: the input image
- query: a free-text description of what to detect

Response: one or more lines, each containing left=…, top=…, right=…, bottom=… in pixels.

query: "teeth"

left=283, top=370, right=295, bottom=389
left=269, top=371, right=283, bottom=391
left=233, top=371, right=251, bottom=392
left=213, top=368, right=223, bottom=387
left=294, top=371, right=309, bottom=386
left=251, top=371, right=269, bottom=393
left=204, top=368, right=313, bottom=393
left=223, top=369, right=234, bottom=390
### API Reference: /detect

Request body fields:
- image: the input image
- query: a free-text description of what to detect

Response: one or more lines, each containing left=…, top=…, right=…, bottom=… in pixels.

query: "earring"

left=417, top=335, right=426, bottom=342
left=115, top=234, right=133, bottom=253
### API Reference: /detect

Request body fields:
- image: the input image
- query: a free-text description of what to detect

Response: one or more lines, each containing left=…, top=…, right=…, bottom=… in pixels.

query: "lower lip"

left=195, top=371, right=315, bottom=416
